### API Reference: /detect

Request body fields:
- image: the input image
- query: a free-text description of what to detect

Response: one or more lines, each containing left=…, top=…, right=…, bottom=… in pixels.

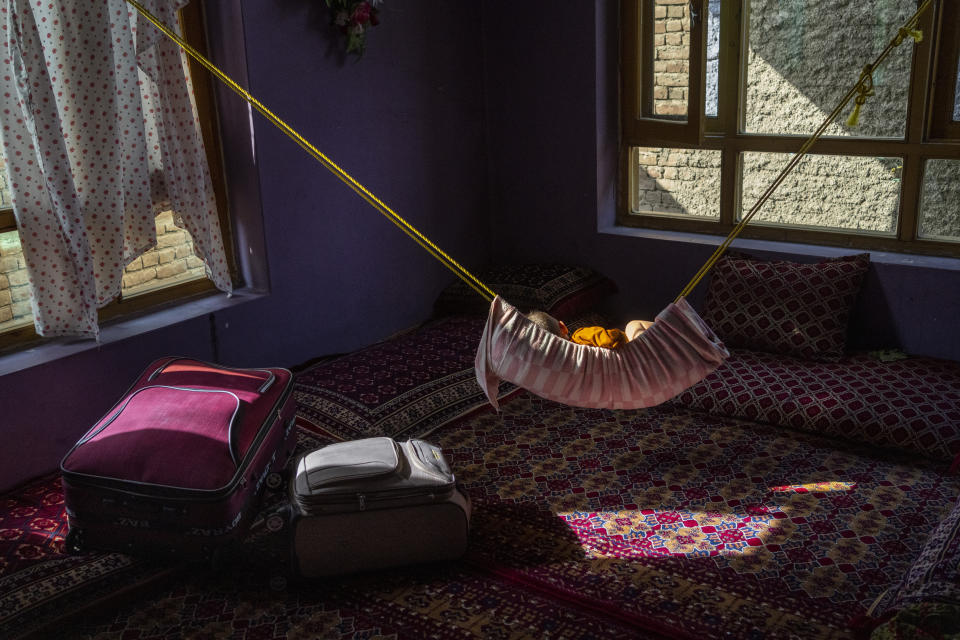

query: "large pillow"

left=433, top=264, right=618, bottom=319
left=671, top=349, right=960, bottom=466
left=702, top=253, right=869, bottom=361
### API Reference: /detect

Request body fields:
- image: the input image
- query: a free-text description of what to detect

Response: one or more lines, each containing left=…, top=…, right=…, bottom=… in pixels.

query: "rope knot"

left=895, top=26, right=923, bottom=45
left=846, top=66, right=875, bottom=127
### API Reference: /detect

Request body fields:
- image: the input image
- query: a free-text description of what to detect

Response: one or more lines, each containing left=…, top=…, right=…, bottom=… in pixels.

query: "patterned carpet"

left=0, top=475, right=178, bottom=640
left=9, top=391, right=953, bottom=640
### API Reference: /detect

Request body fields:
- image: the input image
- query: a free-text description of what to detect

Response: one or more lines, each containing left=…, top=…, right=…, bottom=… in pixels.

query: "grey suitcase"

left=288, top=437, right=471, bottom=577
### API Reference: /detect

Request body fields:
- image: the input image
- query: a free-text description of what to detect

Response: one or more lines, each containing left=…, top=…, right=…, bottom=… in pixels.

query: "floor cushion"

left=672, top=349, right=960, bottom=467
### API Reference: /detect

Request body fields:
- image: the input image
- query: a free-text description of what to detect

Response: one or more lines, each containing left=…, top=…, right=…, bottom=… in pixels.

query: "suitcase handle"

left=149, top=357, right=276, bottom=393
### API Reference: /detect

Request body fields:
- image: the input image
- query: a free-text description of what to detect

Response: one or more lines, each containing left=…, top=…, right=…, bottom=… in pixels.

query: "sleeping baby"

left=525, top=310, right=653, bottom=349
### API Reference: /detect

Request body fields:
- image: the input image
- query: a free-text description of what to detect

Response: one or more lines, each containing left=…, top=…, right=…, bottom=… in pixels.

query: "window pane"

left=705, top=0, right=720, bottom=117
left=651, top=0, right=692, bottom=119
left=744, top=0, right=914, bottom=138
left=954, top=60, right=960, bottom=122
left=122, top=211, right=208, bottom=298
left=0, top=211, right=208, bottom=335
left=0, top=230, right=34, bottom=332
left=918, top=160, right=960, bottom=242
left=630, top=147, right=722, bottom=218
left=740, top=153, right=901, bottom=233
left=0, top=156, right=12, bottom=208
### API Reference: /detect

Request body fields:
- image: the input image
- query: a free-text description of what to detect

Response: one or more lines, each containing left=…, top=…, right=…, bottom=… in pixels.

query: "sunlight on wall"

left=631, top=147, right=721, bottom=218
left=741, top=152, right=902, bottom=231
left=919, top=159, right=960, bottom=240
left=744, top=0, right=914, bottom=139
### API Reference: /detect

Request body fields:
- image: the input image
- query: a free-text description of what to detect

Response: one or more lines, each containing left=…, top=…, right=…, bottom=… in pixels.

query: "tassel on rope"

left=846, top=65, right=874, bottom=127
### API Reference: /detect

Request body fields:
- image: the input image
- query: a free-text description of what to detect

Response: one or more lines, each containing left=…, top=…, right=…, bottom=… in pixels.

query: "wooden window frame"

left=0, top=2, right=234, bottom=351
left=621, top=0, right=708, bottom=147
left=928, top=0, right=960, bottom=140
left=618, top=0, right=960, bottom=258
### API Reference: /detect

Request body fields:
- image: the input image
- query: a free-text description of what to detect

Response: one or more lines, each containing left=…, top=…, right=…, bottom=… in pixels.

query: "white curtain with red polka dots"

left=0, top=0, right=232, bottom=340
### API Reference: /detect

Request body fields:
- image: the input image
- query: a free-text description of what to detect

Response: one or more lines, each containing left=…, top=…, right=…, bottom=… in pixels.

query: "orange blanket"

left=570, top=326, right=628, bottom=349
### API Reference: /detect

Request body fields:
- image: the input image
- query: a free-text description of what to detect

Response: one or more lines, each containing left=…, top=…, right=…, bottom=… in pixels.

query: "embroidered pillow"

left=892, top=496, right=960, bottom=609
left=871, top=497, right=960, bottom=626
left=702, top=253, right=869, bottom=361
left=433, top=264, right=617, bottom=319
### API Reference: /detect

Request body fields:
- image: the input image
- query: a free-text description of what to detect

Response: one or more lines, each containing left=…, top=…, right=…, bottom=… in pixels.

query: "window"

left=619, top=0, right=960, bottom=257
left=0, top=2, right=233, bottom=350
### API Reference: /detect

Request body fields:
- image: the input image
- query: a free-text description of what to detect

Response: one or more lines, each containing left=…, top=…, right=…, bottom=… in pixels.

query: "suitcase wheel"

left=64, top=528, right=84, bottom=555
left=265, top=471, right=285, bottom=491
left=265, top=512, right=286, bottom=533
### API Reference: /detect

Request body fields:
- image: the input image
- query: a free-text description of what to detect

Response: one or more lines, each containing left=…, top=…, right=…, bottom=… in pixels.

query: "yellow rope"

left=675, top=0, right=933, bottom=302
left=124, top=0, right=496, bottom=303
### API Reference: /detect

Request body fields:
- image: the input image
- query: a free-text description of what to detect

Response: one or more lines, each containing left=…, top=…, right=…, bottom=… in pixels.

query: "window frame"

left=928, top=0, right=960, bottom=140
left=618, top=0, right=960, bottom=258
left=621, top=0, right=708, bottom=147
left=0, top=2, right=234, bottom=352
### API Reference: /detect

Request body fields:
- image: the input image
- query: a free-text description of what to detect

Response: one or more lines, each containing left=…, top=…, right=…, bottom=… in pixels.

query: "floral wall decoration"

left=326, top=0, right=381, bottom=55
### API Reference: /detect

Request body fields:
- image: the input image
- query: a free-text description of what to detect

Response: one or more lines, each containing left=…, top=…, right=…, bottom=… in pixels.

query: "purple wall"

left=481, top=1, right=960, bottom=362
left=211, top=0, right=490, bottom=367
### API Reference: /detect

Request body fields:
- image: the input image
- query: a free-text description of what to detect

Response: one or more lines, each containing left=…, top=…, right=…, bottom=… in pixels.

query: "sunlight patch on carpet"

left=769, top=481, right=859, bottom=493
left=555, top=507, right=788, bottom=560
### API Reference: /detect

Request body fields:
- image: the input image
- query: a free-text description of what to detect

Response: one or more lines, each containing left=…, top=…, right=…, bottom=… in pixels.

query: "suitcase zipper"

left=300, top=484, right=456, bottom=512
left=148, top=357, right=276, bottom=393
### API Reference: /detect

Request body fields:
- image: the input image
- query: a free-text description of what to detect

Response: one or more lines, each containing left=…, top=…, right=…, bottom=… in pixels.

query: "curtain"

left=0, top=0, right=232, bottom=340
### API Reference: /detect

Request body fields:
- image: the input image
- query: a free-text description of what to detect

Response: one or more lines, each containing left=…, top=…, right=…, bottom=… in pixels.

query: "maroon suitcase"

left=60, top=357, right=298, bottom=561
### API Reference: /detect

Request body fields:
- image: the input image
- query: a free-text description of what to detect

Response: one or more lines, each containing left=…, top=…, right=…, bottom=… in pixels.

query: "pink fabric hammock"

left=475, top=296, right=729, bottom=410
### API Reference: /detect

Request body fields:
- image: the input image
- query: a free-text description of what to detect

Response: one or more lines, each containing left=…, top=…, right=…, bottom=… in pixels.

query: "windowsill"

left=597, top=224, right=960, bottom=272
left=0, top=288, right=267, bottom=377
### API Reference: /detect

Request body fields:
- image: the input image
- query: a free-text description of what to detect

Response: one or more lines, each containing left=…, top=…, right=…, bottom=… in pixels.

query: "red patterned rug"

left=0, top=475, right=178, bottom=640
left=15, top=393, right=955, bottom=640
